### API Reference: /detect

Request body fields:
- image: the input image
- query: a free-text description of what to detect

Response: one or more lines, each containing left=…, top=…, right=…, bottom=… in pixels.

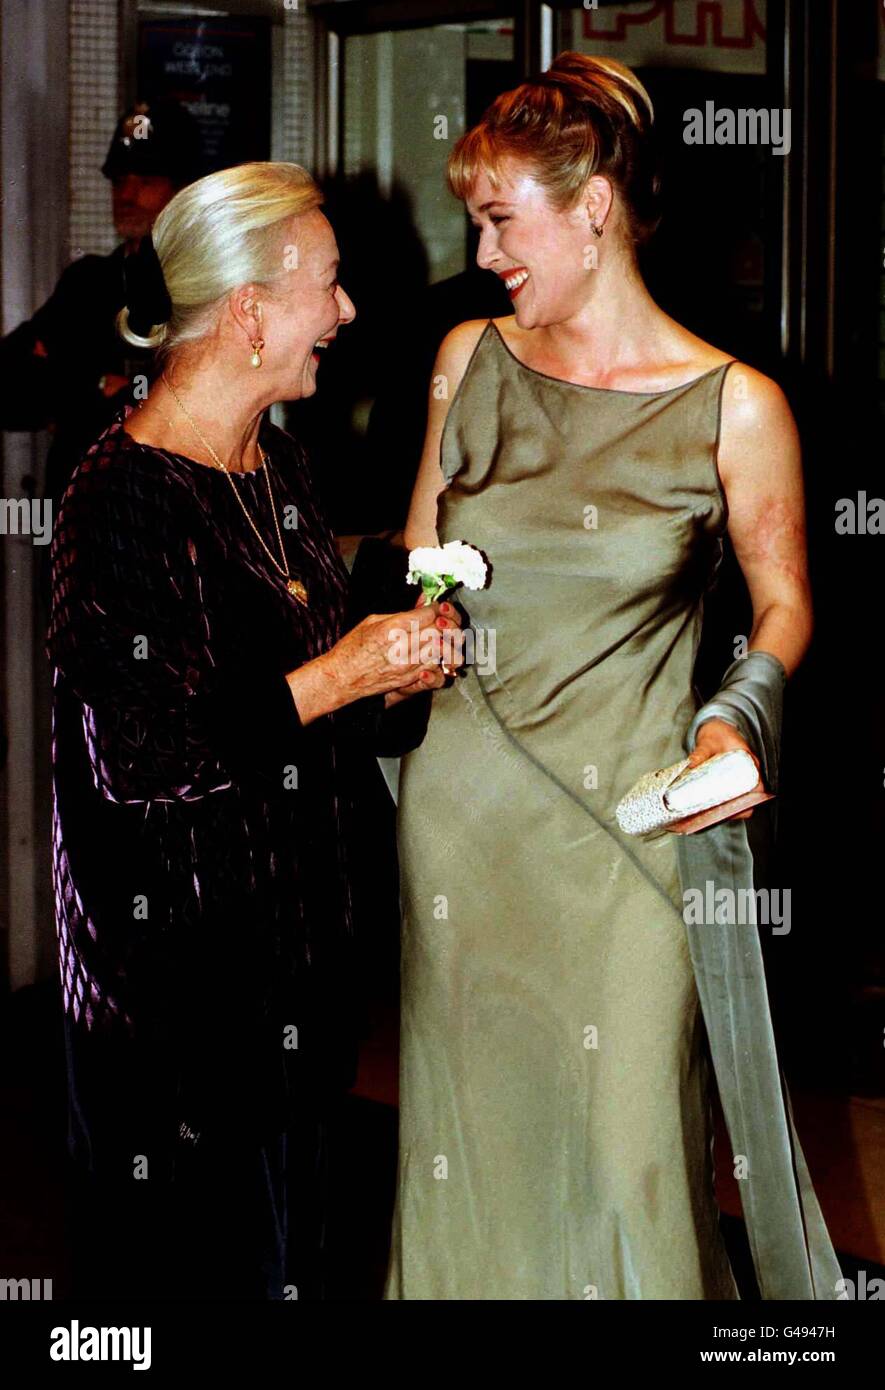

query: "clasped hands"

left=287, top=597, right=466, bottom=725
left=382, top=596, right=466, bottom=709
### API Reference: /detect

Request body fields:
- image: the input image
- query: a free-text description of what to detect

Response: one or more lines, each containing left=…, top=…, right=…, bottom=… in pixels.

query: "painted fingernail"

left=440, top=603, right=452, bottom=613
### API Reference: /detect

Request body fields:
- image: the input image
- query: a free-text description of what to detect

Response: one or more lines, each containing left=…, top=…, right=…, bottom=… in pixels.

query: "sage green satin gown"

left=384, top=321, right=740, bottom=1301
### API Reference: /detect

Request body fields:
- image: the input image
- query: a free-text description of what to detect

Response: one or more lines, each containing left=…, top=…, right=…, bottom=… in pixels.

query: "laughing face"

left=262, top=207, right=356, bottom=399
left=467, top=160, right=607, bottom=330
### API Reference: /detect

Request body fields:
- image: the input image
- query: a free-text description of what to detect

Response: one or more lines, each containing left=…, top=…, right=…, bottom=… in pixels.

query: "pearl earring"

left=249, top=302, right=264, bottom=367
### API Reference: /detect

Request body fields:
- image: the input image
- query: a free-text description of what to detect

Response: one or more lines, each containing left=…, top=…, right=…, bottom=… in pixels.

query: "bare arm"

left=686, top=364, right=812, bottom=797
left=717, top=364, right=812, bottom=678
left=404, top=319, right=489, bottom=549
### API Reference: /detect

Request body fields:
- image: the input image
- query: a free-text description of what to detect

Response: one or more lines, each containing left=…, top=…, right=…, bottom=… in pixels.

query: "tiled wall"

left=282, top=5, right=314, bottom=169
left=68, top=0, right=119, bottom=261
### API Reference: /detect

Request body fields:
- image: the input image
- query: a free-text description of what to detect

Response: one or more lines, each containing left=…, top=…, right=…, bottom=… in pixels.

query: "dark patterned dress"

left=46, top=409, right=421, bottom=1299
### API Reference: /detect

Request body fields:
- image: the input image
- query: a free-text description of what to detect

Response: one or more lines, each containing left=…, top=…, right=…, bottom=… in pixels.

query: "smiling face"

left=257, top=207, right=356, bottom=399
left=467, top=160, right=611, bottom=330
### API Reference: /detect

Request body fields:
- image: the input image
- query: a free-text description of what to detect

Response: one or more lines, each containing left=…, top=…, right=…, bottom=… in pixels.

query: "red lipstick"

left=497, top=268, right=530, bottom=300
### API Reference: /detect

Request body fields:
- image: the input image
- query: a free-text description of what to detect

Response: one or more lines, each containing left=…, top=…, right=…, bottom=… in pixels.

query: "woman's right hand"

left=286, top=602, right=463, bottom=724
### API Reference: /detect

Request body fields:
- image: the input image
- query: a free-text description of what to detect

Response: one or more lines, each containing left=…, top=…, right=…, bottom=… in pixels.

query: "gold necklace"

left=161, top=375, right=308, bottom=605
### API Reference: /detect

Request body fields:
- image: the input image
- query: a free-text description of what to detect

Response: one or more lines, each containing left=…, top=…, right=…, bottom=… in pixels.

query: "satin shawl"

left=677, top=650, right=842, bottom=1299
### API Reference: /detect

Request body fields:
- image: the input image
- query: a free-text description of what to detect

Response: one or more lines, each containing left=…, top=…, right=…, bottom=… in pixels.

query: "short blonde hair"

left=118, top=161, right=324, bottom=354
left=448, top=52, right=661, bottom=246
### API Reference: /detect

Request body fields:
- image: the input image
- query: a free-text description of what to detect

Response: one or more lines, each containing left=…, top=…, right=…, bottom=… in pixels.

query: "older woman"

left=46, top=161, right=461, bottom=1300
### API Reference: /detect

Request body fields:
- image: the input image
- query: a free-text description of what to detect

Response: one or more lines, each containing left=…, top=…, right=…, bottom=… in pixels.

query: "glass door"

left=296, top=11, right=518, bottom=533
left=343, top=22, right=519, bottom=283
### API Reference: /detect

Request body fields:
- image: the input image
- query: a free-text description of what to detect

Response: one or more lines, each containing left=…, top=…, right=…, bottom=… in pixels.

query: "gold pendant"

left=287, top=578, right=308, bottom=604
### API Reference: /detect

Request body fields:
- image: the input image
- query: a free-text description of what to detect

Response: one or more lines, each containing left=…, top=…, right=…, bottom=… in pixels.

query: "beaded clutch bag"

left=615, top=748, right=770, bottom=837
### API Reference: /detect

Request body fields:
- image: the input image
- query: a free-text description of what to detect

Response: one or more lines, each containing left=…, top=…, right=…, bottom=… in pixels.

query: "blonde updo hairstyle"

left=447, top=52, right=661, bottom=247
left=117, top=161, right=324, bottom=355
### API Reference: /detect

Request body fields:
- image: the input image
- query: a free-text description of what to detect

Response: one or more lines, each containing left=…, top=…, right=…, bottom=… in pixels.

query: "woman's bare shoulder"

left=718, top=357, right=794, bottom=424
left=717, top=359, right=799, bottom=494
left=436, top=318, right=492, bottom=368
left=429, top=319, right=493, bottom=406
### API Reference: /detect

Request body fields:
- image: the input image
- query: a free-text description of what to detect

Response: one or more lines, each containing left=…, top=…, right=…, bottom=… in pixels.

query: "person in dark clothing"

left=47, top=160, right=462, bottom=1300
left=0, top=100, right=200, bottom=516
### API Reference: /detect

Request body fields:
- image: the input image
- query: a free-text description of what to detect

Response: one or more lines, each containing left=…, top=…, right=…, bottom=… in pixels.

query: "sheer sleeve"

left=46, top=447, right=313, bottom=803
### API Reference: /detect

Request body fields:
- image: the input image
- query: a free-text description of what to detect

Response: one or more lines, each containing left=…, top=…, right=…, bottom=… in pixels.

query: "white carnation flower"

left=439, top=541, right=488, bottom=590
left=406, top=547, right=446, bottom=583
left=407, top=540, right=488, bottom=601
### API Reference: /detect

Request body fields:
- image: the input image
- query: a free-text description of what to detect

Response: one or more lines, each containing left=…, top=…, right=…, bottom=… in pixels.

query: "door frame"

left=308, top=0, right=543, bottom=180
